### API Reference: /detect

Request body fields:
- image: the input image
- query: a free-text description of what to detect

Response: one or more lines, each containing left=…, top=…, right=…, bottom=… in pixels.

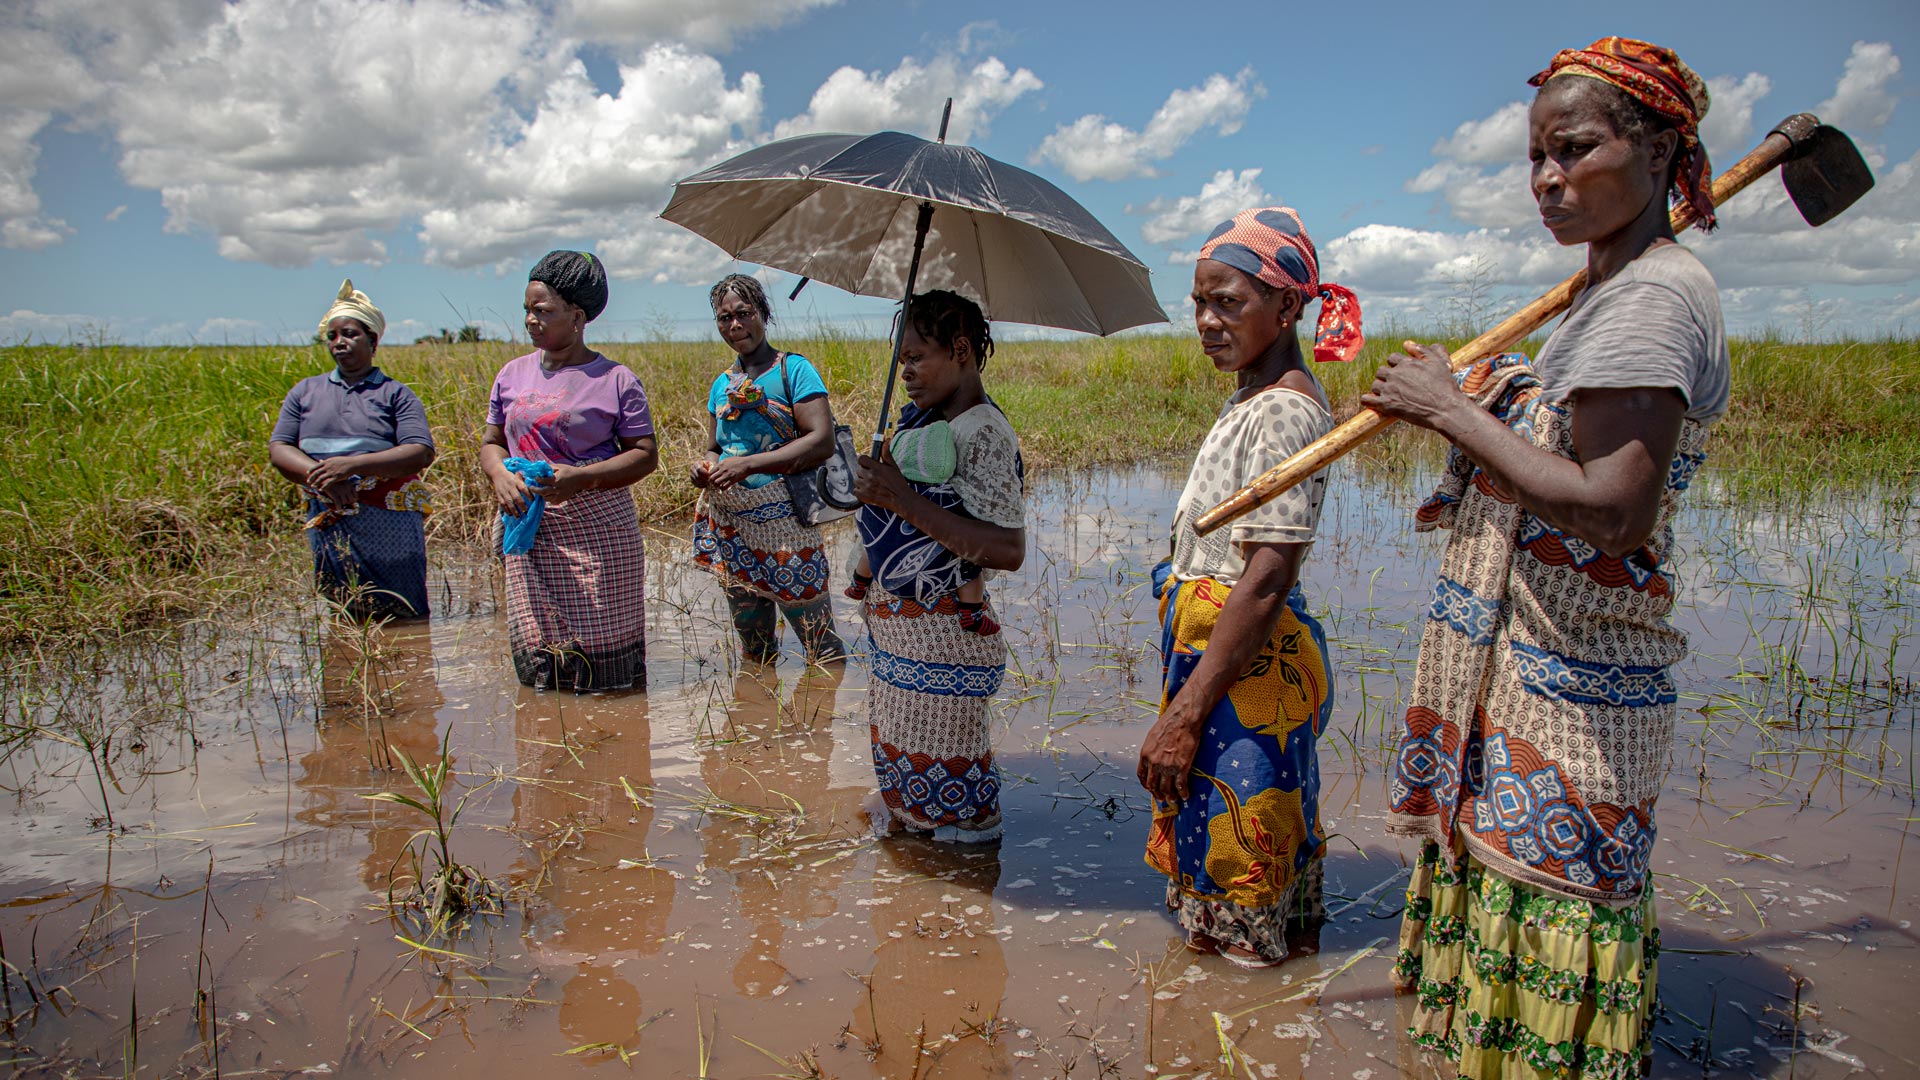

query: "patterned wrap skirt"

left=864, top=583, right=1005, bottom=841
left=1395, top=840, right=1658, bottom=1080
left=306, top=500, right=430, bottom=620
left=499, top=486, right=646, bottom=691
left=691, top=480, right=831, bottom=605
left=1385, top=355, right=1697, bottom=1078
left=1144, top=574, right=1333, bottom=961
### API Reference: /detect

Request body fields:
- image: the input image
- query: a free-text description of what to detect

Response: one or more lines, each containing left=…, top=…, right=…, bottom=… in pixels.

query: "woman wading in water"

left=690, top=273, right=847, bottom=664
left=1138, top=206, right=1364, bottom=967
left=1371, top=37, right=1731, bottom=1078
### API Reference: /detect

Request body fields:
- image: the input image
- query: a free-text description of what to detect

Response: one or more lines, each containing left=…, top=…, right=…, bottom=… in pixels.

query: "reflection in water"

left=853, top=841, right=1011, bottom=1078
left=699, top=663, right=865, bottom=997
left=509, top=685, right=674, bottom=1049
left=294, top=620, right=445, bottom=895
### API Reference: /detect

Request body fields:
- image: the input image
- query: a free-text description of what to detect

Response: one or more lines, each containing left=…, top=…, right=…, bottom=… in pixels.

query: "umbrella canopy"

left=661, top=130, right=1168, bottom=336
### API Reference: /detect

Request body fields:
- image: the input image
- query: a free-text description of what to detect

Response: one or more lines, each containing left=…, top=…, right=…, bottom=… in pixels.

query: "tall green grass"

left=1, top=332, right=1914, bottom=642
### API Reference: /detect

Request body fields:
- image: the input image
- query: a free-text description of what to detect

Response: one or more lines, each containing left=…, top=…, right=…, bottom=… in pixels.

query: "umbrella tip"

left=937, top=98, right=953, bottom=144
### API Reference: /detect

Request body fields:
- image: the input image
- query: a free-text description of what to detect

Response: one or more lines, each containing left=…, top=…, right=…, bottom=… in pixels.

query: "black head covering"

left=529, top=250, right=609, bottom=322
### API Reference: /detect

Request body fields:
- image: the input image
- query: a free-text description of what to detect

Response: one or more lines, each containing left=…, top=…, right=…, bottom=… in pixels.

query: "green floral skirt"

left=1393, top=841, right=1658, bottom=1080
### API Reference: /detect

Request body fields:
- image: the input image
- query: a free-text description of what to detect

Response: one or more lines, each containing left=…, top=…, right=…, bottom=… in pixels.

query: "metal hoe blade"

left=1774, top=115, right=1876, bottom=227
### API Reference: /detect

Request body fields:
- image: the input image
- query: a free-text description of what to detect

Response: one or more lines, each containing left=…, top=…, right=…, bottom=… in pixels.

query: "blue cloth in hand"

left=501, top=457, right=555, bottom=555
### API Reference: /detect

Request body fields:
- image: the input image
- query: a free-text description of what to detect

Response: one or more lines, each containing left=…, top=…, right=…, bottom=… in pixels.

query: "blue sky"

left=2, top=0, right=1914, bottom=345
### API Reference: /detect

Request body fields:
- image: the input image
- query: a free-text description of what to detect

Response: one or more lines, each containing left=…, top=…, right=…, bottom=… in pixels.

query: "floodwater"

left=2, top=463, right=1916, bottom=1078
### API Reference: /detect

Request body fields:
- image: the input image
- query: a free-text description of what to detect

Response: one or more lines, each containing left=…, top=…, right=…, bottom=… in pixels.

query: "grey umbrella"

left=660, top=102, right=1167, bottom=450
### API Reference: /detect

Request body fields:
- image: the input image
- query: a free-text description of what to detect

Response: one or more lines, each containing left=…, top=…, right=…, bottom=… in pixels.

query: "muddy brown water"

left=2, top=465, right=1916, bottom=1078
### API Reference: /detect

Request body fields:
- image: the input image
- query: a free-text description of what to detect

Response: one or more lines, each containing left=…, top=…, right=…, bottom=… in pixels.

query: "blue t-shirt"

left=270, top=368, right=435, bottom=459
left=706, top=353, right=828, bottom=489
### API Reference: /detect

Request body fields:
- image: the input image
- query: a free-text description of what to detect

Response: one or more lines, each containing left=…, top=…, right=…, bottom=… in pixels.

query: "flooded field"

left=2, top=463, right=1916, bottom=1078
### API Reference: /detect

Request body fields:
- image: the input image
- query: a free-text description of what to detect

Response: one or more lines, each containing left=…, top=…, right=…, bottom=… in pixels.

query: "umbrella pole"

left=871, top=200, right=936, bottom=457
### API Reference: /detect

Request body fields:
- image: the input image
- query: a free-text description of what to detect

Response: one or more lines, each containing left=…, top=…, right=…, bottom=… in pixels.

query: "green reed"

left=1, top=332, right=1914, bottom=644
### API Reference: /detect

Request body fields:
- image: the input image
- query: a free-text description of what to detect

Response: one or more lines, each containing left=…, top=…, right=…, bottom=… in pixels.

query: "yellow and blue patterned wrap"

left=1145, top=567, right=1334, bottom=908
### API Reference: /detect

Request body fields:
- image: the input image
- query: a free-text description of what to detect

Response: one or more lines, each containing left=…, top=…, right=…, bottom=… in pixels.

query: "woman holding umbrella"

left=1136, top=207, right=1360, bottom=967
left=1369, top=38, right=1729, bottom=1079
left=690, top=273, right=847, bottom=664
left=480, top=251, right=657, bottom=692
left=853, top=290, right=1025, bottom=843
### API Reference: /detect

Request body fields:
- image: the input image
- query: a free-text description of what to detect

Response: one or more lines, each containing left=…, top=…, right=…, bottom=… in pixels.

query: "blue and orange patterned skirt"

left=1145, top=575, right=1333, bottom=961
left=865, top=583, right=1005, bottom=842
left=693, top=479, right=832, bottom=605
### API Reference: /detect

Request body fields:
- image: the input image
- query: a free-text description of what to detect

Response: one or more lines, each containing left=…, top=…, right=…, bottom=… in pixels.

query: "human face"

left=524, top=280, right=583, bottom=351
left=1528, top=78, right=1671, bottom=247
left=897, top=323, right=970, bottom=411
left=1191, top=259, right=1297, bottom=375
left=712, top=291, right=766, bottom=357
left=325, top=317, right=377, bottom=380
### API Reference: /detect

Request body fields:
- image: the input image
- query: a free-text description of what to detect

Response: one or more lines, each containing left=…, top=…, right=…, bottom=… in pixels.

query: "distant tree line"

left=414, top=325, right=487, bottom=345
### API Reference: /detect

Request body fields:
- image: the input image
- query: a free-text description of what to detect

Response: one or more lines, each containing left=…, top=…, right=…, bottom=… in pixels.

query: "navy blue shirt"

left=270, top=368, right=434, bottom=459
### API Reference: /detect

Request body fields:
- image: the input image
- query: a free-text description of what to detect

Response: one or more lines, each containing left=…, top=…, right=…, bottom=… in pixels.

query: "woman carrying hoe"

left=1370, top=37, right=1731, bottom=1079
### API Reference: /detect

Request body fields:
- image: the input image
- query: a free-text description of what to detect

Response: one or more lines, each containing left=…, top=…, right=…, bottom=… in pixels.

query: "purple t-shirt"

left=486, top=352, right=653, bottom=466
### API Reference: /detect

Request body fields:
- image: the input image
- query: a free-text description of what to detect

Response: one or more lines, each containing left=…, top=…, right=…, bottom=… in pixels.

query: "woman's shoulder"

left=1626, top=241, right=1716, bottom=286
left=777, top=352, right=828, bottom=394
left=285, top=372, right=330, bottom=396
left=1588, top=242, right=1724, bottom=332
left=948, top=401, right=1019, bottom=447
left=494, top=351, right=540, bottom=381
left=1236, top=383, right=1331, bottom=424
left=575, top=353, right=646, bottom=390
left=1210, top=384, right=1331, bottom=453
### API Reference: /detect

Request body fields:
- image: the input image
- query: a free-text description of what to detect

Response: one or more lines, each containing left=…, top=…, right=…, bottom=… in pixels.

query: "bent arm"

left=1165, top=543, right=1303, bottom=726
left=315, top=442, right=436, bottom=480
left=1138, top=541, right=1306, bottom=801
left=269, top=440, right=316, bottom=486
left=735, top=395, right=834, bottom=476
left=570, top=434, right=659, bottom=490
left=1430, top=386, right=1683, bottom=556
left=891, top=493, right=1025, bottom=571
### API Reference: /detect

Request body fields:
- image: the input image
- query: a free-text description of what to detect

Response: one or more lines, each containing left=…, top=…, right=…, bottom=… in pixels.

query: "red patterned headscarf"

left=1196, top=206, right=1364, bottom=363
left=1529, top=36, right=1716, bottom=231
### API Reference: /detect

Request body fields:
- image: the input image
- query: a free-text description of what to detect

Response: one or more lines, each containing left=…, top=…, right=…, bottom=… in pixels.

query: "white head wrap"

left=319, top=278, right=385, bottom=340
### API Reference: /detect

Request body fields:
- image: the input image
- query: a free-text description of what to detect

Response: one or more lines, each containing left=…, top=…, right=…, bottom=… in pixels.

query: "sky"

left=1, top=0, right=1915, bottom=347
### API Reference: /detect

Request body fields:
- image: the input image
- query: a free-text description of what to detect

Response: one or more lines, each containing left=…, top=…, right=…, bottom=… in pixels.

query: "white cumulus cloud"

left=418, top=45, right=764, bottom=272
left=1129, top=167, right=1271, bottom=248
left=5, top=0, right=1042, bottom=282
left=562, top=0, right=841, bottom=51
left=1429, top=101, right=1529, bottom=166
left=1819, top=40, right=1901, bottom=134
left=1699, top=72, right=1772, bottom=166
left=773, top=54, right=1042, bottom=143
left=1034, top=68, right=1264, bottom=182
left=0, top=0, right=861, bottom=282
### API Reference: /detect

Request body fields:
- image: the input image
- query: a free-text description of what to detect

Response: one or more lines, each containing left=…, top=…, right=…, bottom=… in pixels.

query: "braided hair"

left=906, top=289, right=994, bottom=371
left=708, top=273, right=773, bottom=324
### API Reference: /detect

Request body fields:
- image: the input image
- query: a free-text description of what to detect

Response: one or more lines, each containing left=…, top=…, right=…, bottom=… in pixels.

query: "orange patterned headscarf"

left=1530, top=36, right=1716, bottom=231
left=1197, top=207, right=1364, bottom=363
